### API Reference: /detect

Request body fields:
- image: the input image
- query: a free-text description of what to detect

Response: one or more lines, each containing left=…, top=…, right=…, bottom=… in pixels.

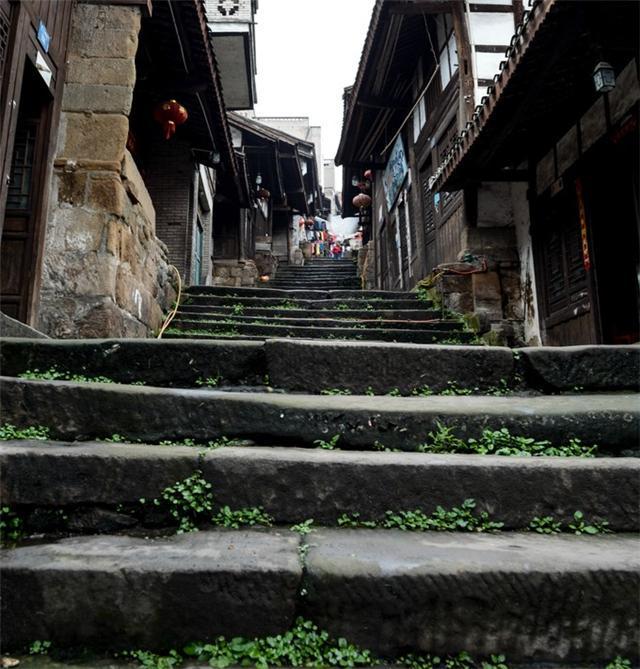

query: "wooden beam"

left=357, top=97, right=406, bottom=111
left=467, top=169, right=529, bottom=182
left=387, top=1, right=451, bottom=15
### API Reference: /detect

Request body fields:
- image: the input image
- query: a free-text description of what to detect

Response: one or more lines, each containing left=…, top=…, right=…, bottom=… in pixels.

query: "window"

left=434, top=14, right=458, bottom=90
left=412, top=59, right=428, bottom=143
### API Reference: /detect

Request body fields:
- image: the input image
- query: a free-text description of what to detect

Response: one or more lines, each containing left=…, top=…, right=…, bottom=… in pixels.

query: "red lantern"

left=353, top=193, right=372, bottom=209
left=363, top=169, right=373, bottom=180
left=153, top=100, right=188, bottom=140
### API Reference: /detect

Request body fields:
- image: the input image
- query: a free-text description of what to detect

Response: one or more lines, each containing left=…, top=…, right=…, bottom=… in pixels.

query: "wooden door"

left=1, top=64, right=49, bottom=321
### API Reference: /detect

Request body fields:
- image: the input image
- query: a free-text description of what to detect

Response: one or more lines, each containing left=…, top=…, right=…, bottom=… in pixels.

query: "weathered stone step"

left=2, top=339, right=638, bottom=394
left=187, top=286, right=415, bottom=300
left=172, top=315, right=464, bottom=333
left=1, top=530, right=301, bottom=650
left=301, top=530, right=640, bottom=661
left=2, top=529, right=638, bottom=660
left=165, top=322, right=471, bottom=344
left=2, top=378, right=637, bottom=452
left=185, top=295, right=430, bottom=310
left=269, top=282, right=361, bottom=289
left=3, top=441, right=638, bottom=530
left=178, top=306, right=441, bottom=320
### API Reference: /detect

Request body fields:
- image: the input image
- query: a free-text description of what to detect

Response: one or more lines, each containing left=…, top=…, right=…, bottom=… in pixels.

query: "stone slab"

left=303, top=530, right=640, bottom=661
left=0, top=313, right=48, bottom=339
left=1, top=379, right=637, bottom=452
left=0, top=338, right=266, bottom=386
left=2, top=442, right=638, bottom=531
left=519, top=345, right=640, bottom=392
left=1, top=531, right=301, bottom=650
left=266, top=340, right=514, bottom=393
left=186, top=296, right=429, bottom=310
left=186, top=287, right=416, bottom=300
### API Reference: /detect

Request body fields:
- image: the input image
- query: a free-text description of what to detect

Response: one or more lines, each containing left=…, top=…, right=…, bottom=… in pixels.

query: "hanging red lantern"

left=353, top=193, right=372, bottom=209
left=153, top=99, right=188, bottom=140
left=363, top=169, right=373, bottom=180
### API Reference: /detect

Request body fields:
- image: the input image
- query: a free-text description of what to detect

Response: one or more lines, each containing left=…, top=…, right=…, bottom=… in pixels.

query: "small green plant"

left=149, top=471, right=215, bottom=533
left=387, top=388, right=402, bottom=397
left=279, top=300, right=299, bottom=310
left=290, top=519, right=315, bottom=535
left=195, top=375, right=222, bottom=388
left=211, top=505, right=273, bottom=529
left=568, top=510, right=610, bottom=535
left=339, top=500, right=502, bottom=533
left=181, top=617, right=375, bottom=669
left=418, top=423, right=598, bottom=458
left=440, top=381, right=474, bottom=396
left=231, top=303, right=245, bottom=315
left=19, top=368, right=114, bottom=384
left=411, top=385, right=434, bottom=397
left=106, top=433, right=128, bottom=443
left=365, top=386, right=376, bottom=396
left=336, top=302, right=350, bottom=311
left=314, top=434, right=341, bottom=450
left=0, top=506, right=24, bottom=545
left=528, top=516, right=562, bottom=534
left=605, top=658, right=632, bottom=669
left=28, top=641, right=52, bottom=656
left=126, top=650, right=182, bottom=669
left=0, top=423, right=50, bottom=441
left=320, top=388, right=352, bottom=396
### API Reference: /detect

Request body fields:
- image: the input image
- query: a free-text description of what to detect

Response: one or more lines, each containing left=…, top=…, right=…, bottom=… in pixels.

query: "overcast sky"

left=253, top=0, right=376, bottom=164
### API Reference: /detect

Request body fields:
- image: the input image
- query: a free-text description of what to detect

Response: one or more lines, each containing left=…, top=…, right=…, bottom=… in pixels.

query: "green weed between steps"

left=18, top=368, right=135, bottom=384
left=195, top=375, right=222, bottom=388
left=139, top=471, right=272, bottom=534
left=0, top=423, right=50, bottom=440
left=0, top=505, right=24, bottom=545
left=16, top=638, right=632, bottom=669
left=314, top=435, right=341, bottom=450
left=528, top=512, right=611, bottom=535
left=337, top=500, right=503, bottom=533
left=418, top=423, right=597, bottom=458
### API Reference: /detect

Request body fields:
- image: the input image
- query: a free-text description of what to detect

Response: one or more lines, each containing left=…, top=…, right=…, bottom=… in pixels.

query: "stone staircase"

left=167, top=256, right=474, bottom=344
left=270, top=258, right=361, bottom=290
left=1, top=335, right=639, bottom=664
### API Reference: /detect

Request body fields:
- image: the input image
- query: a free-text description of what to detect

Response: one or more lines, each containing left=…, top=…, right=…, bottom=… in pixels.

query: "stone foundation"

left=426, top=227, right=524, bottom=346
left=37, top=3, right=176, bottom=338
left=212, top=260, right=259, bottom=287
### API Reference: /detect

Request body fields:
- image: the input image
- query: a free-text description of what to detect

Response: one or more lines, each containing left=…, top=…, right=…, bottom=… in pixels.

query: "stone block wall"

left=212, top=259, right=259, bottom=287
left=37, top=3, right=176, bottom=338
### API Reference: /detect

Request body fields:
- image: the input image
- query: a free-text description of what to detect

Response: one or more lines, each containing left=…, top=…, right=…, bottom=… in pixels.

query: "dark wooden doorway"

left=1, top=62, right=52, bottom=322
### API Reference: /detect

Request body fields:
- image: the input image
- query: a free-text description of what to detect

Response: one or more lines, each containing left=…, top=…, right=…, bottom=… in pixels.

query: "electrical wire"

left=157, top=265, right=182, bottom=339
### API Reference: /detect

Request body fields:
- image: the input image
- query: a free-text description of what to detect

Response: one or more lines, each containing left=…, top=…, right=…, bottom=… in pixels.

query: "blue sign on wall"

left=37, top=21, right=51, bottom=53
left=382, top=135, right=408, bottom=212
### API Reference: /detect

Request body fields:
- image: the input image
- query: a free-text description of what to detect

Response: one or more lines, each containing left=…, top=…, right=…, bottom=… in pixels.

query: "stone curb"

left=1, top=378, right=637, bottom=451
left=1, top=442, right=638, bottom=530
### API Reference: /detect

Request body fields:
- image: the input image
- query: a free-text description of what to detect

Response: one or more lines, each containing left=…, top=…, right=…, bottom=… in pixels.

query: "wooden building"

left=434, top=0, right=639, bottom=345
left=228, top=112, right=321, bottom=275
left=0, top=0, right=246, bottom=336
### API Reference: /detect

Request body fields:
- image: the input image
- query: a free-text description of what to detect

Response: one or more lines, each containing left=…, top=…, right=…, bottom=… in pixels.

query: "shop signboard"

left=383, top=136, right=408, bottom=212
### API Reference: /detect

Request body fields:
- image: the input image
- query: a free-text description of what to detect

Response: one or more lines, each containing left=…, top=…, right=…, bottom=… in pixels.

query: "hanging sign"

left=383, top=136, right=408, bottom=212
left=575, top=178, right=591, bottom=271
left=37, top=21, right=51, bottom=53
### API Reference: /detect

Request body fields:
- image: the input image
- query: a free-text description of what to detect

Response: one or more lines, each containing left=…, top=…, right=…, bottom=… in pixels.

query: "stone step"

left=2, top=339, right=638, bottom=394
left=178, top=306, right=442, bottom=321
left=269, top=284, right=361, bottom=290
left=2, top=377, right=637, bottom=452
left=185, top=295, right=430, bottom=310
left=165, top=322, right=471, bottom=344
left=1, top=530, right=300, bottom=650
left=2, top=529, right=638, bottom=660
left=172, top=315, right=464, bottom=333
left=2, top=441, right=638, bottom=531
left=186, top=286, right=414, bottom=300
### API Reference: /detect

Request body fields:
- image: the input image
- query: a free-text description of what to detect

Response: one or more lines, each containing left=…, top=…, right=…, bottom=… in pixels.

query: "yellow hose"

left=157, top=265, right=182, bottom=339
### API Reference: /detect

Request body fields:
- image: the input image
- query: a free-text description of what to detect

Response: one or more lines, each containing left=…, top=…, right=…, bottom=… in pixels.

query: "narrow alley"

left=0, top=0, right=639, bottom=667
